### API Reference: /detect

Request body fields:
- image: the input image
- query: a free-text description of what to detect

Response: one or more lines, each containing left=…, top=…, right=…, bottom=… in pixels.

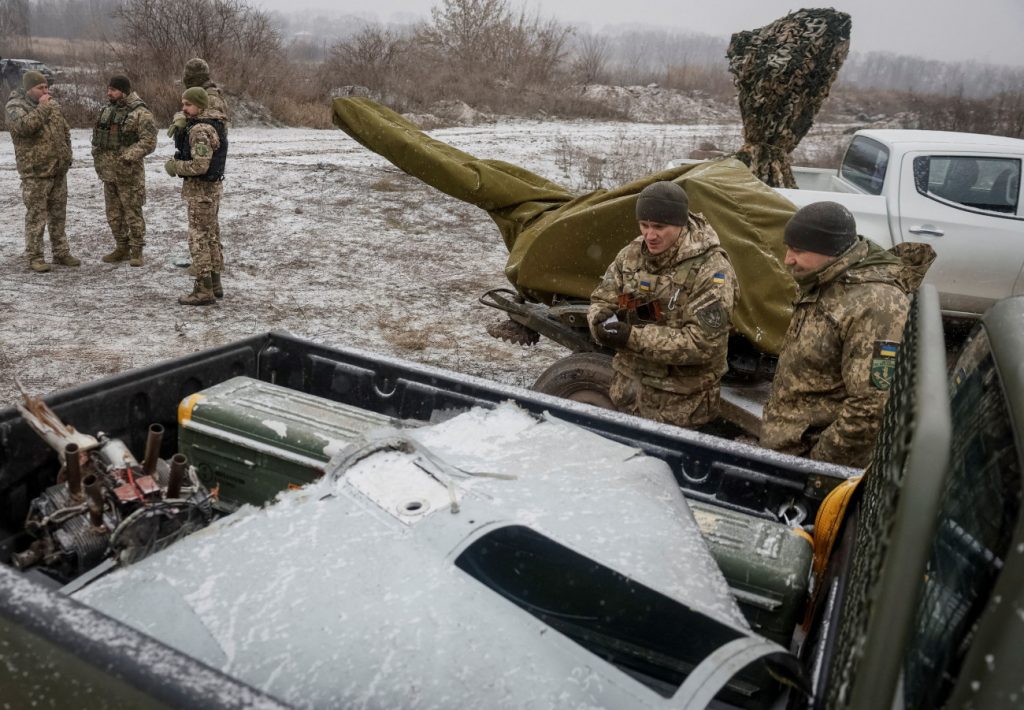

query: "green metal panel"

left=178, top=376, right=395, bottom=507
left=691, top=500, right=812, bottom=646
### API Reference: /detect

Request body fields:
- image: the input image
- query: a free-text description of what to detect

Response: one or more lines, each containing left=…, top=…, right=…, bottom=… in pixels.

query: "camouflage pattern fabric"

left=92, top=92, right=157, bottom=249
left=6, top=88, right=74, bottom=261
left=609, top=371, right=720, bottom=430
left=170, top=112, right=226, bottom=278
left=333, top=97, right=798, bottom=355
left=185, top=182, right=224, bottom=278
left=102, top=182, right=148, bottom=249
left=588, top=215, right=738, bottom=429
left=203, top=84, right=230, bottom=128
left=727, top=9, right=851, bottom=188
left=20, top=175, right=71, bottom=261
left=5, top=88, right=73, bottom=178
left=760, top=238, right=915, bottom=468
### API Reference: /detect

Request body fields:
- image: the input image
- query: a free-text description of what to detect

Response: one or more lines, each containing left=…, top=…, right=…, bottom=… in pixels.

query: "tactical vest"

left=174, top=118, right=228, bottom=181
left=91, top=97, right=147, bottom=151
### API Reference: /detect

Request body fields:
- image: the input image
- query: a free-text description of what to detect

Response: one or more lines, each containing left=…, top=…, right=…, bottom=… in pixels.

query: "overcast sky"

left=254, top=0, right=1024, bottom=67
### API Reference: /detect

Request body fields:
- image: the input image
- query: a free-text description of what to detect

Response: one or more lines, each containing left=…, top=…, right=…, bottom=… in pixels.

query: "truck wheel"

left=533, top=353, right=615, bottom=409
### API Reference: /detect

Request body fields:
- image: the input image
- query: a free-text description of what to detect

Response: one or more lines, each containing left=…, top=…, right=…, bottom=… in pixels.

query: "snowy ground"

left=0, top=118, right=849, bottom=408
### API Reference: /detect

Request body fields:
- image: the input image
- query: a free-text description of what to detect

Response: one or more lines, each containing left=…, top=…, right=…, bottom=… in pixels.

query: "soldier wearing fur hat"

left=92, top=74, right=157, bottom=266
left=760, top=200, right=933, bottom=468
left=164, top=86, right=229, bottom=306
left=5, top=70, right=80, bottom=272
left=587, top=181, right=738, bottom=430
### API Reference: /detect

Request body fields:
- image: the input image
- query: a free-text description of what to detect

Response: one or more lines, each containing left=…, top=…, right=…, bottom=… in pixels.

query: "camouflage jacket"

left=91, top=92, right=157, bottom=183
left=170, top=107, right=226, bottom=200
left=760, top=238, right=914, bottom=468
left=588, top=214, right=738, bottom=395
left=5, top=88, right=72, bottom=178
left=202, top=83, right=230, bottom=128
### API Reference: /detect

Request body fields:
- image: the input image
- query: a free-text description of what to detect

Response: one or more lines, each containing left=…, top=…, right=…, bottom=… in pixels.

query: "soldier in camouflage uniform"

left=164, top=87, right=228, bottom=306
left=167, top=57, right=229, bottom=139
left=92, top=75, right=157, bottom=266
left=760, top=201, right=932, bottom=468
left=167, top=58, right=229, bottom=270
left=5, top=70, right=80, bottom=273
left=588, top=182, right=738, bottom=429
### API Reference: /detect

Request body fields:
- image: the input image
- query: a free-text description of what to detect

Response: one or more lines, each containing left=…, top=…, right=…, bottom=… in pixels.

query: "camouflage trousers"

left=21, top=174, right=71, bottom=261
left=184, top=182, right=224, bottom=278
left=609, top=371, right=720, bottom=429
left=103, top=180, right=147, bottom=248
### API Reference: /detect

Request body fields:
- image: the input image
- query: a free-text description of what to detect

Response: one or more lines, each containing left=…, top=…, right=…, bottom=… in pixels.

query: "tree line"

left=2, top=0, right=1022, bottom=137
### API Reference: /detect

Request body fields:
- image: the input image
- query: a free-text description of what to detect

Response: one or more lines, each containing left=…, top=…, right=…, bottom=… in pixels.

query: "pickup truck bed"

left=2, top=286, right=1022, bottom=708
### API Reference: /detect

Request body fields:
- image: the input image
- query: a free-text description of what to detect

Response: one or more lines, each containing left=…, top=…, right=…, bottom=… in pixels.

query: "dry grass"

left=376, top=314, right=431, bottom=352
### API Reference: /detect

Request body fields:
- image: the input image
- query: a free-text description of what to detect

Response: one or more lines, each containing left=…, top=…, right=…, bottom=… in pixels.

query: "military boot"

left=129, top=247, right=144, bottom=267
left=211, top=272, right=223, bottom=299
left=178, top=276, right=216, bottom=306
left=102, top=245, right=129, bottom=263
left=29, top=259, right=51, bottom=273
left=53, top=253, right=81, bottom=267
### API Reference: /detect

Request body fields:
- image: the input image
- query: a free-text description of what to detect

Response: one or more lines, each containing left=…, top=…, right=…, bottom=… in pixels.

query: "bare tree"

left=0, top=0, right=30, bottom=44
left=569, top=31, right=606, bottom=84
left=113, top=0, right=282, bottom=98
left=325, top=25, right=406, bottom=90
left=419, top=0, right=570, bottom=83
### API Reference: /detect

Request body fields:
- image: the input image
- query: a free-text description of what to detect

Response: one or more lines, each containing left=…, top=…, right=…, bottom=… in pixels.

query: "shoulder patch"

left=712, top=272, right=726, bottom=285
left=696, top=300, right=728, bottom=332
left=194, top=142, right=210, bottom=157
left=870, top=340, right=900, bottom=390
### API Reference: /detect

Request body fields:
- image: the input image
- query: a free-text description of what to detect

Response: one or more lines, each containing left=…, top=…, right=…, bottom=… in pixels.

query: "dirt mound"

left=576, top=84, right=738, bottom=124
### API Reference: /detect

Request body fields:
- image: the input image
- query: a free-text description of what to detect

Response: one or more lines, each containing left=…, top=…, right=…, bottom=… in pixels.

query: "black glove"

left=595, top=321, right=632, bottom=350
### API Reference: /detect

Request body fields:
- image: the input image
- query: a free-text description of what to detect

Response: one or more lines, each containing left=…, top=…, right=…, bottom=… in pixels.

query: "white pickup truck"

left=777, top=129, right=1024, bottom=318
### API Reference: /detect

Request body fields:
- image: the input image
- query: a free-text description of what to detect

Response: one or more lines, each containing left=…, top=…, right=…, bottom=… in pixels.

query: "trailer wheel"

left=533, top=353, right=615, bottom=409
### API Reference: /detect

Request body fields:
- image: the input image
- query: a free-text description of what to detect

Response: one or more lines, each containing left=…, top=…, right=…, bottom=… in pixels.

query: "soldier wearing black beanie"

left=783, top=201, right=857, bottom=256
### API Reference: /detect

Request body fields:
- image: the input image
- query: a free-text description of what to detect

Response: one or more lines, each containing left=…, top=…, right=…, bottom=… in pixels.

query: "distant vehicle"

left=0, top=57, right=56, bottom=92
left=674, top=129, right=1024, bottom=319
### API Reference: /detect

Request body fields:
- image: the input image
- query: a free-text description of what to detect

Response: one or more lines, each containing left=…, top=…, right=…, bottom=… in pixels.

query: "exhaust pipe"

left=83, top=474, right=105, bottom=529
left=65, top=442, right=83, bottom=501
left=167, top=453, right=187, bottom=500
left=142, top=423, right=164, bottom=477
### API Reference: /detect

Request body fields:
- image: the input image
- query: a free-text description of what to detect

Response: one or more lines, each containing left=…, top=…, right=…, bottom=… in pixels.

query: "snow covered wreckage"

left=1, top=288, right=1023, bottom=708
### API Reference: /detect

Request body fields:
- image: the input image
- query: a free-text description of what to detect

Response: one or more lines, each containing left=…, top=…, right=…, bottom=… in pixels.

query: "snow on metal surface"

left=73, top=402, right=761, bottom=707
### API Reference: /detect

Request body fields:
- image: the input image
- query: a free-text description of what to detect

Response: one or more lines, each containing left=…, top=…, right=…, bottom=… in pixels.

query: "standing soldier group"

left=5, top=58, right=229, bottom=306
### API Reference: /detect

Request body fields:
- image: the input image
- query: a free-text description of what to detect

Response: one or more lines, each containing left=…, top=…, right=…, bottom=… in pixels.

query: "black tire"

left=532, top=353, right=615, bottom=409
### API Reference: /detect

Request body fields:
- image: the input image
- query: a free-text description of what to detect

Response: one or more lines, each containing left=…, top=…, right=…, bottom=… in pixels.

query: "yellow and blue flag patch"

left=712, top=272, right=726, bottom=285
left=870, top=340, right=901, bottom=390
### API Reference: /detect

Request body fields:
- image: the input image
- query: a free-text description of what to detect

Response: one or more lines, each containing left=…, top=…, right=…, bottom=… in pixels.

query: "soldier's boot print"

left=211, top=271, right=223, bottom=299
left=178, top=276, right=216, bottom=306
left=102, top=245, right=130, bottom=263
left=129, top=247, right=144, bottom=267
left=29, top=259, right=51, bottom=273
left=53, top=253, right=81, bottom=267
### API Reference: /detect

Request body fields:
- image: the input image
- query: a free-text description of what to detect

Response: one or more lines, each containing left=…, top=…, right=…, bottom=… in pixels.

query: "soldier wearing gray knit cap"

left=169, top=57, right=229, bottom=134
left=761, top=200, right=933, bottom=468
left=587, top=180, right=739, bottom=430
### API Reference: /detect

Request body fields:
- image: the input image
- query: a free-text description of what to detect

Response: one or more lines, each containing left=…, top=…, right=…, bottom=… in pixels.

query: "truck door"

left=897, top=152, right=1023, bottom=316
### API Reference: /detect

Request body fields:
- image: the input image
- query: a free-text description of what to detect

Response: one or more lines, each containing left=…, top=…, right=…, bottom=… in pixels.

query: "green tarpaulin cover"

left=333, top=97, right=798, bottom=354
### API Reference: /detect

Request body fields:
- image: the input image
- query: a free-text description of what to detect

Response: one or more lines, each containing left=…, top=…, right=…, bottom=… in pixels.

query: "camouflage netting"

left=333, top=97, right=799, bottom=354
left=728, top=8, right=852, bottom=188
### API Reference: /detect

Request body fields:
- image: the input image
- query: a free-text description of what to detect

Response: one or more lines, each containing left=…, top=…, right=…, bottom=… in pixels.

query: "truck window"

left=841, top=136, right=889, bottom=195
left=913, top=155, right=1021, bottom=215
left=902, top=327, right=1022, bottom=708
